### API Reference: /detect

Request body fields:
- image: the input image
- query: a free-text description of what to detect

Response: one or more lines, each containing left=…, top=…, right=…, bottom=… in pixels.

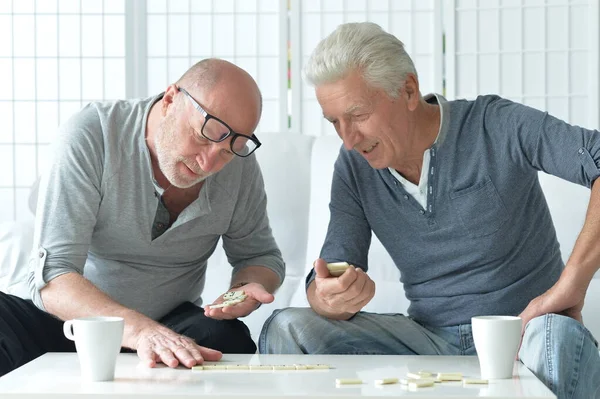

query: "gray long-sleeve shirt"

left=312, top=94, right=600, bottom=327
left=27, top=95, right=285, bottom=320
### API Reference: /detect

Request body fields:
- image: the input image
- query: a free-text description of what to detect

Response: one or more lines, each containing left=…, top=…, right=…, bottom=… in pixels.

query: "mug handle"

left=63, top=320, right=75, bottom=341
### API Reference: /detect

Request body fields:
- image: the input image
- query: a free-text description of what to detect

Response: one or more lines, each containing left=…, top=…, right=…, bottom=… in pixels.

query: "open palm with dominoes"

left=203, top=282, right=274, bottom=320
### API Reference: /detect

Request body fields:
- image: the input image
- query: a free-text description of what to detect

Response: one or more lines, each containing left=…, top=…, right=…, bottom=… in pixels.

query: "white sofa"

left=1, top=132, right=599, bottom=346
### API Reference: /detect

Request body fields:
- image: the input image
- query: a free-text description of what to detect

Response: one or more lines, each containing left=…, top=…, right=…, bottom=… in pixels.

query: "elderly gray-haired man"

left=259, top=22, right=600, bottom=399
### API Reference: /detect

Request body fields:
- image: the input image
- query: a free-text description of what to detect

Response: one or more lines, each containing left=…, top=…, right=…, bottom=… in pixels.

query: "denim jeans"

left=259, top=308, right=600, bottom=399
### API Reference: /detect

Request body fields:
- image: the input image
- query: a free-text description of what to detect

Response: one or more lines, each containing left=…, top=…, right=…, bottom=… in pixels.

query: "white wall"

left=0, top=0, right=127, bottom=222
left=291, top=0, right=443, bottom=136
left=1, top=0, right=599, bottom=266
left=142, top=0, right=288, bottom=135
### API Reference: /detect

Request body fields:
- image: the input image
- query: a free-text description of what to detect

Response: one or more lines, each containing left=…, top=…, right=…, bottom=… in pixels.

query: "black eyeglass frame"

left=177, top=86, right=262, bottom=157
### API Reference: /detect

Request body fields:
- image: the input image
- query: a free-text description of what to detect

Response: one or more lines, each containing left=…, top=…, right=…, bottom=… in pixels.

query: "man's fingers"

left=218, top=306, right=247, bottom=319
left=135, top=328, right=221, bottom=370
left=318, top=268, right=367, bottom=311
left=349, top=282, right=370, bottom=307
left=325, top=267, right=357, bottom=295
left=172, top=337, right=204, bottom=367
left=172, top=346, right=198, bottom=368
left=204, top=306, right=235, bottom=319
left=314, top=259, right=331, bottom=278
left=351, top=294, right=372, bottom=313
left=155, top=345, right=179, bottom=368
left=337, top=266, right=359, bottom=285
left=251, top=290, right=274, bottom=304
left=518, top=312, right=529, bottom=336
left=184, top=341, right=222, bottom=364
left=184, top=344, right=205, bottom=365
left=348, top=268, right=367, bottom=296
left=138, top=347, right=158, bottom=368
left=199, top=346, right=223, bottom=362
left=347, top=275, right=374, bottom=310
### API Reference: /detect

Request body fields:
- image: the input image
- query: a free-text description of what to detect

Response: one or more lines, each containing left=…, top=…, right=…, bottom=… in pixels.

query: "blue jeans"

left=259, top=308, right=600, bottom=399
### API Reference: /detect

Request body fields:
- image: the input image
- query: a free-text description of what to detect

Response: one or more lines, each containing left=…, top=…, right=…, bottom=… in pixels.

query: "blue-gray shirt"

left=28, top=95, right=285, bottom=320
left=312, top=95, right=600, bottom=327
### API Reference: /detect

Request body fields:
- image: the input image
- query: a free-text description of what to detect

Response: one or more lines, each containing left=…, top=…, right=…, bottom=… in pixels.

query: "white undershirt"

left=389, top=152, right=431, bottom=209
left=388, top=94, right=443, bottom=209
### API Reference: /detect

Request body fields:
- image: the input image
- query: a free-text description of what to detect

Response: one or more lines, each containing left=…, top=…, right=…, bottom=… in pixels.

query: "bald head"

left=176, top=59, right=262, bottom=134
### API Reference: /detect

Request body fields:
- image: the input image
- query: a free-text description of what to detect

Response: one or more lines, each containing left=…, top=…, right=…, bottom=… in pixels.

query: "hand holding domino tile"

left=309, top=258, right=376, bottom=317
left=326, top=261, right=352, bottom=277
left=204, top=282, right=274, bottom=320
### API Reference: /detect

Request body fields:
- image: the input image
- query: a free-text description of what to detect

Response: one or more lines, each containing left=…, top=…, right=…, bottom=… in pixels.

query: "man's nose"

left=196, top=142, right=226, bottom=173
left=340, top=122, right=362, bottom=150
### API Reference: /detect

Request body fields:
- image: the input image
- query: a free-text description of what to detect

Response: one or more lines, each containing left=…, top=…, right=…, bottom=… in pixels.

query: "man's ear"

left=161, top=84, right=179, bottom=115
left=403, top=73, right=420, bottom=111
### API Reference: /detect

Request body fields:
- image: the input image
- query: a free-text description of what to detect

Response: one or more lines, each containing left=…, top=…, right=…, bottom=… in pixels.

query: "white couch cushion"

left=202, top=133, right=315, bottom=341
left=0, top=221, right=34, bottom=298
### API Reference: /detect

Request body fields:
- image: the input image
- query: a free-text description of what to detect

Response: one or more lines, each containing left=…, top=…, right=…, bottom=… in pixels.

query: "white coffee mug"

left=63, top=316, right=124, bottom=382
left=472, top=315, right=522, bottom=379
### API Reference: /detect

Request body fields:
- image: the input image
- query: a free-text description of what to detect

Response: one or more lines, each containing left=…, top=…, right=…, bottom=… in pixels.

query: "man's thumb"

left=314, top=258, right=331, bottom=278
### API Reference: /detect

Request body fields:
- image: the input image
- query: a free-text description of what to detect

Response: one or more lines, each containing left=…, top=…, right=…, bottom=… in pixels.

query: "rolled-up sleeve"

left=485, top=97, right=600, bottom=187
left=27, top=108, right=104, bottom=310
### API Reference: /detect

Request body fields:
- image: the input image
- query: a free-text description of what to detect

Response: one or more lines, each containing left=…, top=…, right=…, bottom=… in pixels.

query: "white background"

left=1, top=0, right=598, bottom=262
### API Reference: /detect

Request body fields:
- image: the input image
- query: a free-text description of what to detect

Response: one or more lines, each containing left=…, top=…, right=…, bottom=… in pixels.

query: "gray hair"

left=304, top=22, right=417, bottom=98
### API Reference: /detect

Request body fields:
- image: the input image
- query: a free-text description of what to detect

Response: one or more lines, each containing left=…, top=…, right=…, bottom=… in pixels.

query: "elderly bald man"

left=0, top=58, right=284, bottom=376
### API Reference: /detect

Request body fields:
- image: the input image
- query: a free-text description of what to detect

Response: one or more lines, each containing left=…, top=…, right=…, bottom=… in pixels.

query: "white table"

left=0, top=353, right=556, bottom=398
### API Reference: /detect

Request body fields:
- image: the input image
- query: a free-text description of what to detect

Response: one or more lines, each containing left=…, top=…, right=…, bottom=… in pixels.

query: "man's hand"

left=310, top=258, right=375, bottom=318
left=203, top=282, right=274, bottom=320
left=133, top=323, right=222, bottom=368
left=518, top=267, right=588, bottom=334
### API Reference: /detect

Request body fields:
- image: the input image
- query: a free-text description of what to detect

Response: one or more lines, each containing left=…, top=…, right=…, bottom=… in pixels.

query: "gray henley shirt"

left=27, top=95, right=285, bottom=320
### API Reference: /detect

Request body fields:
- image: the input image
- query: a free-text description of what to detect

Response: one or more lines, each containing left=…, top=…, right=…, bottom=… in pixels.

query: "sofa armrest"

left=0, top=220, right=35, bottom=298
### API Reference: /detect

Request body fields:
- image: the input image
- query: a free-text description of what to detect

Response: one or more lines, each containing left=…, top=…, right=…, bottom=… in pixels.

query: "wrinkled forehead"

left=316, top=78, right=378, bottom=119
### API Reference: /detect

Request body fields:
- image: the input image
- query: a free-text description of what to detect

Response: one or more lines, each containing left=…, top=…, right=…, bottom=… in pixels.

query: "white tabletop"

left=0, top=353, right=556, bottom=398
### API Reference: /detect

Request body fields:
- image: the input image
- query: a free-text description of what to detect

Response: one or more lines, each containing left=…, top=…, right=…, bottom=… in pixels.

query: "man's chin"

left=170, top=174, right=209, bottom=189
left=361, top=156, right=385, bottom=170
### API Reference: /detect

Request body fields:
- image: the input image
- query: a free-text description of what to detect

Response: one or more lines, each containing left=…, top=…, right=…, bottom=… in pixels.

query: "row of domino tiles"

left=192, top=364, right=332, bottom=371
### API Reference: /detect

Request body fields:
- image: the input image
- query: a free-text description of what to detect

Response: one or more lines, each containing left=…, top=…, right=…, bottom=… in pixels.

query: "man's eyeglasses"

left=177, top=87, right=261, bottom=157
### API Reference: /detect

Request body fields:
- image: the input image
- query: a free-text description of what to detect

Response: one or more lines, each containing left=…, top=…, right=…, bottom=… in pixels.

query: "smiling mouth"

left=363, top=142, right=379, bottom=154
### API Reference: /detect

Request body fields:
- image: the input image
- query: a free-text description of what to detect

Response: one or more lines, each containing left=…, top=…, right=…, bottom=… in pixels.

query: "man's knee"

left=161, top=302, right=256, bottom=353
left=186, top=318, right=256, bottom=354
left=523, top=313, right=592, bottom=347
left=216, top=319, right=256, bottom=353
left=0, top=294, right=42, bottom=375
left=520, top=314, right=600, bottom=398
left=259, top=307, right=333, bottom=354
left=520, top=313, right=595, bottom=375
left=260, top=307, right=320, bottom=339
